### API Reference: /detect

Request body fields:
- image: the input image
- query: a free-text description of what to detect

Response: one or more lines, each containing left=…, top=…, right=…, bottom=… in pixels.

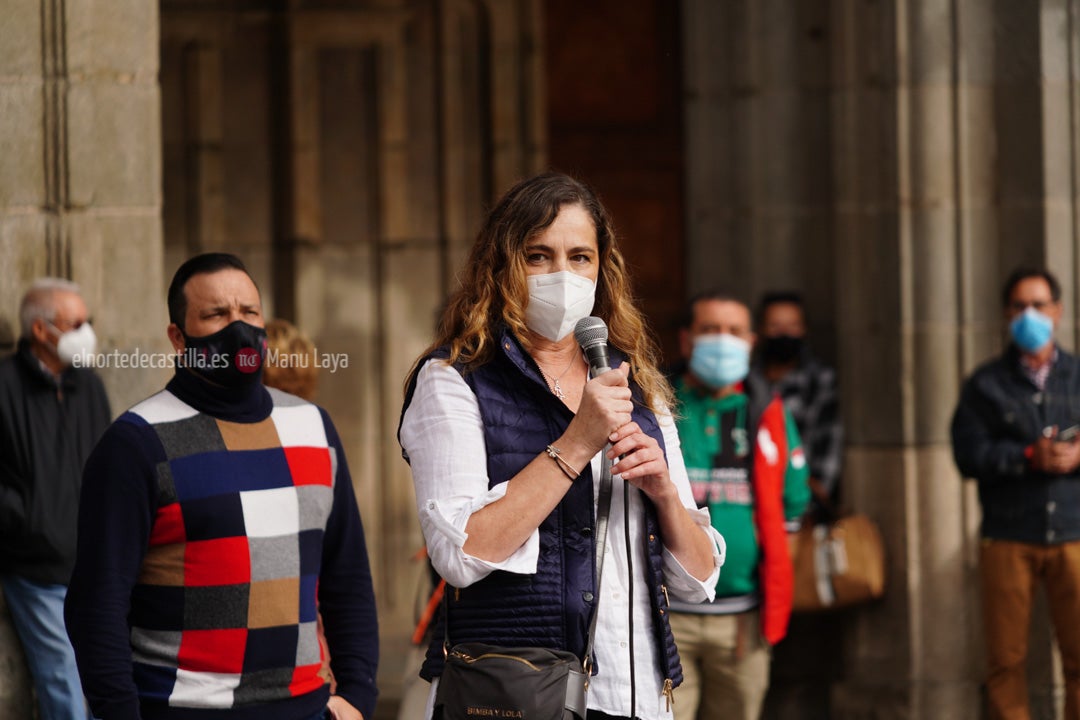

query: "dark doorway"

left=544, top=0, right=686, bottom=363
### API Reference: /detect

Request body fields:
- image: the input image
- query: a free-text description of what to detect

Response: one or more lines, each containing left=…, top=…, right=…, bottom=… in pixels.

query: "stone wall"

left=683, top=0, right=1080, bottom=717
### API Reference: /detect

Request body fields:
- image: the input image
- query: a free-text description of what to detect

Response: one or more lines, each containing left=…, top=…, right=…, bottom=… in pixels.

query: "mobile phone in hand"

left=1057, top=425, right=1080, bottom=442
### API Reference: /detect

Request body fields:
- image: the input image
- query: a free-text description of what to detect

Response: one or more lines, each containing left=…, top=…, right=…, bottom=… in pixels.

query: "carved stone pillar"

left=682, top=0, right=838, bottom=354
left=830, top=0, right=1079, bottom=717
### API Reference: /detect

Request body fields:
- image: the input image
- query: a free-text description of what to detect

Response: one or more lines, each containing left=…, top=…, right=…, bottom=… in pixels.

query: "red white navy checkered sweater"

left=65, top=370, right=379, bottom=720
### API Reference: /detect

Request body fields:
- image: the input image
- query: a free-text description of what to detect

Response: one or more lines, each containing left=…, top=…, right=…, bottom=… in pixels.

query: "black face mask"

left=761, top=334, right=804, bottom=364
left=180, top=320, right=268, bottom=387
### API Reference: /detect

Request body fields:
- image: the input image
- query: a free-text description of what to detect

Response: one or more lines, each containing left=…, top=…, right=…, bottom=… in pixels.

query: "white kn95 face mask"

left=524, top=271, right=597, bottom=342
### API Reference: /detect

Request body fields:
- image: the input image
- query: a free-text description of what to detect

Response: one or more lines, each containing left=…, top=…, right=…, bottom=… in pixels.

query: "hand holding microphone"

left=573, top=318, right=676, bottom=501
left=568, top=317, right=632, bottom=454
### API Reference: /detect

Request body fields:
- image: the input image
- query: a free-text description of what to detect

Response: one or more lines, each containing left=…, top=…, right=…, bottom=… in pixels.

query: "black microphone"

left=574, top=316, right=610, bottom=377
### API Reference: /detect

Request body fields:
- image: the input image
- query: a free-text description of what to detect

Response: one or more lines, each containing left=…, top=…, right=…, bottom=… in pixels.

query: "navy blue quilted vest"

left=400, top=328, right=684, bottom=687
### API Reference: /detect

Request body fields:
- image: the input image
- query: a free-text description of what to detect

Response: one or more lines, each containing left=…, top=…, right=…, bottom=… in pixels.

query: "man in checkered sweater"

left=64, top=254, right=378, bottom=720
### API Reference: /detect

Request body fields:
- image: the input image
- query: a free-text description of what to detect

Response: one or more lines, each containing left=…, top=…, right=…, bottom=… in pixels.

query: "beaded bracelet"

left=545, top=444, right=579, bottom=481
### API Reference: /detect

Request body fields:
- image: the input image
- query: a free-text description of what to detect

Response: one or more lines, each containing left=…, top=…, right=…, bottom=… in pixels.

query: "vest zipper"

left=663, top=678, right=674, bottom=711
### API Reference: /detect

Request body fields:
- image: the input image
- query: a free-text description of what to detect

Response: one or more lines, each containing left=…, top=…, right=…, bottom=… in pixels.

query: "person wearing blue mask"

left=952, top=267, right=1080, bottom=720
left=667, top=291, right=810, bottom=720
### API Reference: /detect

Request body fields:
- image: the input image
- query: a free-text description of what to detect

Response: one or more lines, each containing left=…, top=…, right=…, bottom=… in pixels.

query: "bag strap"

left=582, top=448, right=614, bottom=674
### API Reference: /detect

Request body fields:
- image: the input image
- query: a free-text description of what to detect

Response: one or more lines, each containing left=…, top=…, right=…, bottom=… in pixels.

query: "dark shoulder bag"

left=433, top=456, right=615, bottom=720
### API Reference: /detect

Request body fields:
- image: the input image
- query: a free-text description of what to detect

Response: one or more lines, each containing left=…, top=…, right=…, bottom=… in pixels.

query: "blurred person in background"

left=668, top=291, right=810, bottom=720
left=0, top=277, right=110, bottom=720
left=748, top=291, right=842, bottom=512
left=952, top=267, right=1080, bottom=720
left=748, top=291, right=844, bottom=720
left=263, top=318, right=319, bottom=401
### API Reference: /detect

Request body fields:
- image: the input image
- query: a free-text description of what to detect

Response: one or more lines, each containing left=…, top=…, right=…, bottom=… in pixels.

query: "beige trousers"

left=669, top=609, right=771, bottom=720
left=981, top=538, right=1080, bottom=720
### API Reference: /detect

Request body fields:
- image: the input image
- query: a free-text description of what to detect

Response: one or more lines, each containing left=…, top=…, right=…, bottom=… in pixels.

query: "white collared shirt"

left=399, top=359, right=725, bottom=719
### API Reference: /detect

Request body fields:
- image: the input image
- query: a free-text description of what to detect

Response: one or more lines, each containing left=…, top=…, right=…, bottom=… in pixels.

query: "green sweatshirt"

left=675, top=380, right=810, bottom=599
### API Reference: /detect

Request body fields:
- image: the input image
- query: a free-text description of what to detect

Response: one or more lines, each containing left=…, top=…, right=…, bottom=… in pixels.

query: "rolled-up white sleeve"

left=400, top=359, right=541, bottom=589
left=656, top=406, right=725, bottom=603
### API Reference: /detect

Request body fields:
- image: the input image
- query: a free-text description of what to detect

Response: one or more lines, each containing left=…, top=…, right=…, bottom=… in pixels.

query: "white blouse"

left=399, top=358, right=725, bottom=720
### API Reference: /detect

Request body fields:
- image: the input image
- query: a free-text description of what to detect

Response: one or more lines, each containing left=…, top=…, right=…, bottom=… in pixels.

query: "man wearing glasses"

left=952, top=267, right=1080, bottom=720
left=0, top=278, right=111, bottom=719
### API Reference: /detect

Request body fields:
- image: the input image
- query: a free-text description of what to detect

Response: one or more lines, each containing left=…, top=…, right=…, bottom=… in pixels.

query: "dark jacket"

left=401, top=329, right=683, bottom=687
left=951, top=344, right=1080, bottom=544
left=0, top=339, right=111, bottom=583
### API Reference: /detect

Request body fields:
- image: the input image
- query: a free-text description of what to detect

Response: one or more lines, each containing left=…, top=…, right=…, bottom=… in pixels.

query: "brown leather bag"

left=788, top=513, right=886, bottom=612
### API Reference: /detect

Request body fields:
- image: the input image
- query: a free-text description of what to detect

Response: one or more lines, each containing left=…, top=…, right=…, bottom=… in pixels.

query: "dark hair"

left=756, top=290, right=805, bottom=326
left=409, top=170, right=674, bottom=412
left=1001, top=267, right=1061, bottom=308
left=167, top=253, right=252, bottom=330
left=423, top=172, right=619, bottom=365
left=680, top=289, right=748, bottom=329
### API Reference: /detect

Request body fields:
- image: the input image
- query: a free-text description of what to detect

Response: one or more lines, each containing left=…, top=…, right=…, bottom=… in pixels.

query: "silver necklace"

left=538, top=353, right=578, bottom=400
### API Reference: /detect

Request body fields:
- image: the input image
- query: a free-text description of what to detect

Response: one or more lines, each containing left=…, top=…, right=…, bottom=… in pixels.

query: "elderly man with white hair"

left=0, top=277, right=111, bottom=720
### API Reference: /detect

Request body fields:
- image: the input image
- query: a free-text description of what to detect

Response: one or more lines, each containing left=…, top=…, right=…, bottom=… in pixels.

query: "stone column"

left=829, top=1, right=982, bottom=715
left=0, top=0, right=164, bottom=714
left=682, top=0, right=837, bottom=350
left=828, top=0, right=1025, bottom=715
left=684, top=0, right=1080, bottom=717
left=830, top=0, right=1080, bottom=717
left=1042, top=0, right=1080, bottom=348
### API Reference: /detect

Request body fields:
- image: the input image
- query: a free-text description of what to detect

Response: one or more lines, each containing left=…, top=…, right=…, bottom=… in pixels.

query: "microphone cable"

left=625, top=479, right=637, bottom=719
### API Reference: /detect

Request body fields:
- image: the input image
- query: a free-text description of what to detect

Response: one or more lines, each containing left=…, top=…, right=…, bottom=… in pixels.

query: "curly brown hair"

left=263, top=318, right=319, bottom=401
left=408, top=172, right=673, bottom=413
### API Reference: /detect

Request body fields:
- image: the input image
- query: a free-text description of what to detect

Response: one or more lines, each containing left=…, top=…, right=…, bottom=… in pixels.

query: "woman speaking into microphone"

left=398, top=172, right=724, bottom=720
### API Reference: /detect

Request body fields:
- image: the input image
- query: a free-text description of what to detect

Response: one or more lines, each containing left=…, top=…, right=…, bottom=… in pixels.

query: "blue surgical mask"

left=689, top=333, right=751, bottom=389
left=1009, top=307, right=1053, bottom=353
